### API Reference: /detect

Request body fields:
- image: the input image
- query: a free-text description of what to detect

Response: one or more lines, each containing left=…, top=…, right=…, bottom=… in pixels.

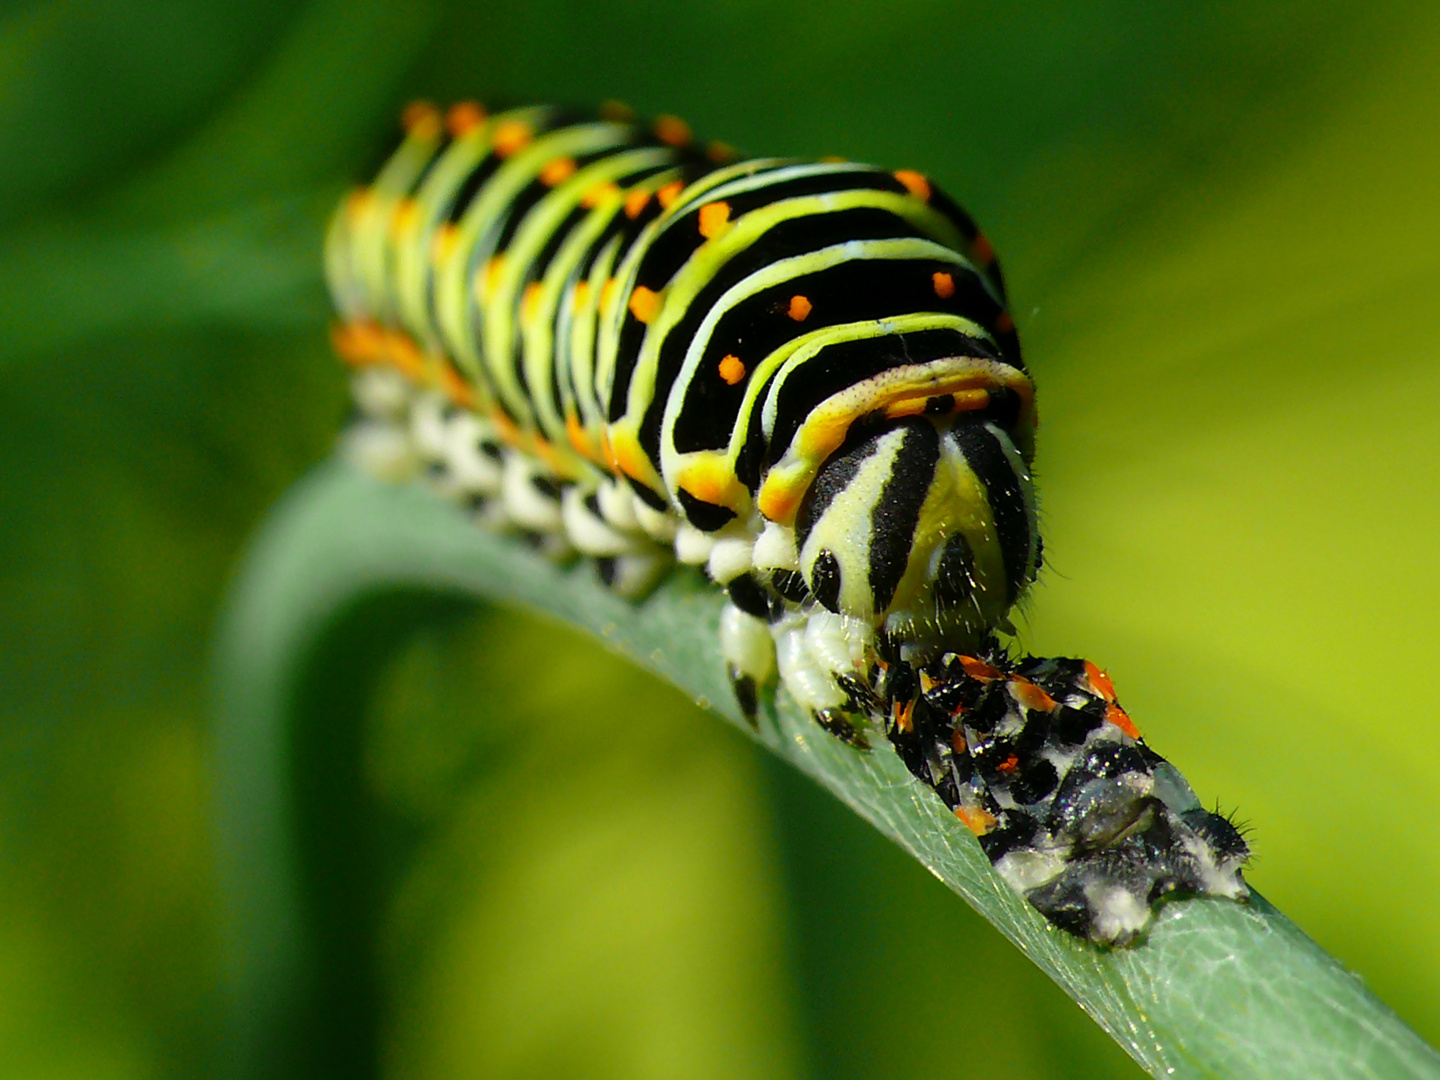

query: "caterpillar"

left=326, top=100, right=1248, bottom=944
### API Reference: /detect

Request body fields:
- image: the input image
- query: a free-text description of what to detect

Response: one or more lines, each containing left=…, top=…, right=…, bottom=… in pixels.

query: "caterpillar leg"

left=719, top=601, right=774, bottom=727
left=772, top=612, right=874, bottom=748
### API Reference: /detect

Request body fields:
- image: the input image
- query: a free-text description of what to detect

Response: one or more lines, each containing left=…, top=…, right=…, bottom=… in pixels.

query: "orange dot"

left=445, top=101, right=487, bottom=137
left=653, top=114, right=692, bottom=147
left=995, top=311, right=1014, bottom=334
left=718, top=354, right=746, bottom=385
left=996, top=753, right=1020, bottom=774
left=951, top=728, right=967, bottom=754
left=706, top=140, right=738, bottom=163
left=492, top=120, right=532, bottom=157
left=1106, top=703, right=1141, bottom=740
left=786, top=295, right=812, bottom=322
left=628, top=285, right=661, bottom=324
left=955, top=805, right=997, bottom=836
left=521, top=281, right=545, bottom=324
left=581, top=181, right=621, bottom=208
left=1010, top=677, right=1058, bottom=713
left=932, top=271, right=956, bottom=299
left=540, top=157, right=577, bottom=186
left=698, top=201, right=731, bottom=239
left=599, top=100, right=635, bottom=121
left=623, top=188, right=652, bottom=219
left=430, top=222, right=459, bottom=264
left=1084, top=660, right=1117, bottom=702
left=893, top=169, right=931, bottom=201
left=959, top=655, right=1002, bottom=682
left=972, top=233, right=995, bottom=265
left=656, top=180, right=685, bottom=208
left=401, top=101, right=441, bottom=138
left=894, top=698, right=916, bottom=735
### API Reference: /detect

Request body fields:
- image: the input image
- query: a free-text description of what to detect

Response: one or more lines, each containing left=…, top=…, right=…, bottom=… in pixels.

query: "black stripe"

left=868, top=421, right=940, bottom=612
left=948, top=422, right=1031, bottom=603
left=793, top=427, right=882, bottom=551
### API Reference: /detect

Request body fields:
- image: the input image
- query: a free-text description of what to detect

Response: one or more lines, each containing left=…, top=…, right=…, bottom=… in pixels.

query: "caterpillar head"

left=793, top=415, right=1039, bottom=649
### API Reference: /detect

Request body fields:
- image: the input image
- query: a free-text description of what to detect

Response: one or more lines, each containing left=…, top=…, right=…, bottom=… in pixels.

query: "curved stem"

left=212, top=457, right=1440, bottom=1080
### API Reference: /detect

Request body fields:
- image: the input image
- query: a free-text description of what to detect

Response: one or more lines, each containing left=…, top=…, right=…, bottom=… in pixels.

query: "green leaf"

left=215, top=459, right=1440, bottom=1080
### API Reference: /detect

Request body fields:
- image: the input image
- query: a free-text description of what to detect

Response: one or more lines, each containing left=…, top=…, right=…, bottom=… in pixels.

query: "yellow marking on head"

left=540, top=156, right=577, bottom=186
left=786, top=295, right=812, bottom=322
left=624, top=188, right=652, bottom=219
left=401, top=101, right=442, bottom=138
left=492, top=119, right=533, bottom=157
left=657, top=180, right=685, bottom=208
left=698, top=201, right=731, bottom=240
left=628, top=285, right=661, bottom=324
left=445, top=101, right=487, bottom=137
left=932, top=271, right=955, bottom=299
left=653, top=114, right=692, bottom=147
left=677, top=460, right=738, bottom=507
left=521, top=281, right=545, bottom=325
left=893, top=170, right=931, bottom=201
left=718, top=354, right=746, bottom=385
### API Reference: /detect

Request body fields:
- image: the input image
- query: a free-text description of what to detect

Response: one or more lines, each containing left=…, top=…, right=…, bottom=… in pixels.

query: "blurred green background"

left=3, top=1, right=1440, bottom=1076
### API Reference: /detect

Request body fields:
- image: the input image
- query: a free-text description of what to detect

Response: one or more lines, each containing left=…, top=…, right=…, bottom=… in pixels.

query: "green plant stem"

left=213, top=457, right=1440, bottom=1080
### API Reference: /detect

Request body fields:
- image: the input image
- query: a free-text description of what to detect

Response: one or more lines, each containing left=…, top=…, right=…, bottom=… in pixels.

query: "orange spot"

left=894, top=698, right=915, bottom=735
left=706, top=140, right=738, bottom=162
left=565, top=412, right=596, bottom=460
left=959, top=655, right=1002, bottom=682
left=431, top=222, right=459, bottom=264
left=344, top=188, right=373, bottom=221
left=331, top=322, right=385, bottom=366
left=932, top=271, right=955, bottom=299
left=756, top=479, right=804, bottom=525
left=581, top=181, right=621, bottom=208
left=401, top=101, right=441, bottom=138
left=540, top=157, right=576, bottom=186
left=972, top=233, right=995, bottom=265
left=492, top=119, right=533, bottom=157
left=571, top=280, right=591, bottom=308
left=786, top=295, right=812, bottom=322
left=609, top=431, right=650, bottom=483
left=488, top=406, right=524, bottom=450
left=1107, top=703, right=1141, bottom=740
left=520, top=281, right=545, bottom=324
left=438, top=362, right=476, bottom=410
left=653, top=114, right=692, bottom=147
left=657, top=180, right=685, bottom=208
left=718, top=354, right=746, bottom=385
left=956, top=805, right=997, bottom=836
left=599, top=100, right=635, bottom=121
left=995, top=311, right=1014, bottom=334
left=481, top=255, right=506, bottom=297
left=624, top=188, right=652, bottom=219
left=599, top=429, right=614, bottom=468
left=1009, top=677, right=1058, bottom=714
left=698, top=201, right=731, bottom=239
left=445, top=101, right=487, bottom=137
left=951, top=728, right=968, bottom=755
left=893, top=169, right=931, bottom=201
left=1084, top=660, right=1117, bottom=702
left=628, top=285, right=661, bottom=324
left=383, top=330, right=427, bottom=381
left=390, top=198, right=420, bottom=238
left=996, top=753, right=1020, bottom=775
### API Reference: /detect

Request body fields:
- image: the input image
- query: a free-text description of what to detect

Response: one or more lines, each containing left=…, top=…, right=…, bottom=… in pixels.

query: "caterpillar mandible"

left=326, top=100, right=1248, bottom=945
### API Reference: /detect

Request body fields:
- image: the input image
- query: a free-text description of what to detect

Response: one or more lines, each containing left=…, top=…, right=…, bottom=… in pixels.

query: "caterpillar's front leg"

left=719, top=600, right=773, bottom=728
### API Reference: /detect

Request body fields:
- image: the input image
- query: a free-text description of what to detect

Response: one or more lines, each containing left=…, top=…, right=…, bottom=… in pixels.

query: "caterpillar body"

left=326, top=101, right=1248, bottom=944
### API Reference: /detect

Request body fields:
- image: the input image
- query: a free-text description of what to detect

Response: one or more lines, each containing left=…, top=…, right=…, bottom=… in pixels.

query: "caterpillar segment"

left=326, top=101, right=1248, bottom=943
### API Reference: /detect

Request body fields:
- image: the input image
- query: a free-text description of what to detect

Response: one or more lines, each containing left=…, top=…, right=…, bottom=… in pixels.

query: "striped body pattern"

left=326, top=101, right=1247, bottom=944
